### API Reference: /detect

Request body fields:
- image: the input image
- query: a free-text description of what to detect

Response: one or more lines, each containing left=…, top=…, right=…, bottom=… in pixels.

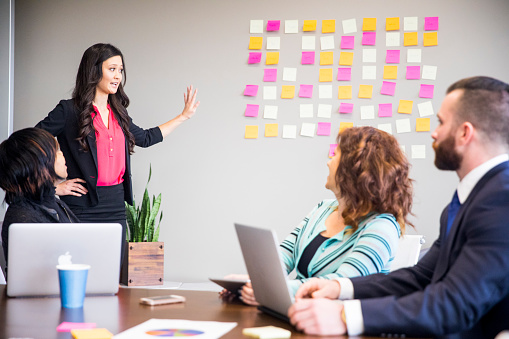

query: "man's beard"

left=433, top=135, right=462, bottom=171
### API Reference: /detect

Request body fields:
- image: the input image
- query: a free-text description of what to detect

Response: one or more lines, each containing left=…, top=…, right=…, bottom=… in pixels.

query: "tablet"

left=208, top=277, right=248, bottom=292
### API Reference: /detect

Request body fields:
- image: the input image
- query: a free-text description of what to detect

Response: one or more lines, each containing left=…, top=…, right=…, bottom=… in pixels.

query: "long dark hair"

left=72, top=43, right=135, bottom=153
left=0, top=128, right=60, bottom=204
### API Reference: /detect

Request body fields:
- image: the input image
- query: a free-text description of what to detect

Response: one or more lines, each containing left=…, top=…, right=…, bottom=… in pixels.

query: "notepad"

left=242, top=326, right=291, bottom=339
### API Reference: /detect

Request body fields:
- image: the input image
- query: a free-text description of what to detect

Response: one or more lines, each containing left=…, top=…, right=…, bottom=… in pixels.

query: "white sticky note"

left=300, top=123, right=316, bottom=137
left=360, top=105, right=375, bottom=120
left=250, top=20, right=264, bottom=33
left=317, top=104, right=333, bottom=118
left=407, top=49, right=422, bottom=63
left=363, top=65, right=377, bottom=80
left=319, top=85, right=333, bottom=99
left=263, top=86, right=277, bottom=100
left=411, top=145, right=426, bottom=159
left=285, top=20, right=298, bottom=34
left=377, top=123, right=393, bottom=135
left=320, top=36, right=335, bottom=50
left=263, top=105, right=278, bottom=119
left=404, top=17, right=418, bottom=31
left=363, top=49, right=377, bottom=63
left=386, top=32, right=400, bottom=47
left=396, top=119, right=411, bottom=133
left=302, top=36, right=316, bottom=50
left=300, top=104, right=314, bottom=118
left=418, top=101, right=434, bottom=117
left=283, top=67, right=297, bottom=82
left=342, top=18, right=357, bottom=34
left=267, top=37, right=281, bottom=50
left=400, top=145, right=406, bottom=154
left=422, top=65, right=438, bottom=80
left=282, top=125, right=297, bottom=138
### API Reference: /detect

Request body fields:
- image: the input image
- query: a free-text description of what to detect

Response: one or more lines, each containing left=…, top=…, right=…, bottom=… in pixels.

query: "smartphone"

left=139, top=295, right=186, bottom=306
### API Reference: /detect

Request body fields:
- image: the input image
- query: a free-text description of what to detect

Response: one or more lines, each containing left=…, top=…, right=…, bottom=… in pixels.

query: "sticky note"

left=319, top=85, right=332, bottom=99
left=244, top=85, right=258, bottom=96
left=386, top=50, right=400, bottom=63
left=267, top=37, right=281, bottom=50
left=300, top=104, right=314, bottom=118
left=243, top=326, right=291, bottom=339
left=302, top=36, right=316, bottom=50
left=319, top=68, right=333, bottom=82
left=320, top=52, right=334, bottom=65
left=282, top=125, right=297, bottom=138
left=418, top=101, right=434, bottom=117
left=342, top=18, right=357, bottom=34
left=339, top=52, right=354, bottom=65
left=57, top=322, right=96, bottom=332
left=386, top=17, right=400, bottom=31
left=263, top=105, right=278, bottom=119
left=281, top=85, right=295, bottom=99
left=317, top=104, right=332, bottom=118
left=299, top=84, right=313, bottom=98
left=267, top=20, right=281, bottom=31
left=339, top=122, right=354, bottom=132
left=363, top=18, right=376, bottom=31
left=248, top=52, right=262, bottom=64
left=386, top=32, right=401, bottom=47
left=358, top=85, right=373, bottom=98
left=317, top=122, right=332, bottom=136
left=250, top=20, right=264, bottom=34
left=338, top=85, right=352, bottom=99
left=362, top=32, right=376, bottom=45
left=381, top=81, right=396, bottom=96
left=378, top=103, right=393, bottom=117
left=71, top=328, right=113, bottom=339
left=407, top=49, right=422, bottom=63
left=339, top=103, right=354, bottom=113
left=411, top=145, right=426, bottom=159
left=249, top=37, right=263, bottom=50
left=404, top=17, right=418, bottom=31
left=360, top=105, right=375, bottom=120
left=416, top=118, right=431, bottom=132
left=302, top=51, right=315, bottom=64
left=378, top=123, right=393, bottom=135
left=263, top=68, right=277, bottom=82
left=398, top=100, right=413, bottom=114
left=406, top=66, right=421, bottom=80
left=396, top=118, right=411, bottom=133
left=363, top=49, right=376, bottom=62
left=285, top=20, right=298, bottom=34
left=423, top=32, right=438, bottom=46
left=340, top=36, right=355, bottom=49
left=265, top=123, right=278, bottom=137
left=329, top=144, right=338, bottom=158
left=383, top=65, right=398, bottom=79
left=303, top=20, right=317, bottom=31
left=422, top=65, right=438, bottom=80
left=283, top=67, right=297, bottom=81
left=337, top=67, right=352, bottom=81
left=301, top=123, right=316, bottom=137
left=419, top=84, right=435, bottom=98
left=404, top=32, right=418, bottom=46
left=424, top=17, right=439, bottom=31
left=320, top=36, right=335, bottom=50
left=362, top=65, right=376, bottom=80
left=245, top=104, right=259, bottom=117
left=266, top=52, right=279, bottom=65
left=322, top=20, right=336, bottom=33
left=263, top=86, right=277, bottom=100
left=245, top=125, right=258, bottom=139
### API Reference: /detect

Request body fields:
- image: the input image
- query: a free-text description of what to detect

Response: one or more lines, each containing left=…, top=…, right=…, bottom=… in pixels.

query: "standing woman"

left=36, top=43, right=200, bottom=258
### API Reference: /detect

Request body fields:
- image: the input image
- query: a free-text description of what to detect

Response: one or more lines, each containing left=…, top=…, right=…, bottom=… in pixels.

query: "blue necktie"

left=446, top=191, right=461, bottom=237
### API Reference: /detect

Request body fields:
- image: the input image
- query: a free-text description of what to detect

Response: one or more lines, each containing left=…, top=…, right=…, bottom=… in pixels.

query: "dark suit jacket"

left=36, top=99, right=163, bottom=207
left=349, top=162, right=509, bottom=338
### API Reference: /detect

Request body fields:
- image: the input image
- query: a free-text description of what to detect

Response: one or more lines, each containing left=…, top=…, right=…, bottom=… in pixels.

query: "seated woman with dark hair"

left=0, top=128, right=79, bottom=263
left=225, top=126, right=414, bottom=305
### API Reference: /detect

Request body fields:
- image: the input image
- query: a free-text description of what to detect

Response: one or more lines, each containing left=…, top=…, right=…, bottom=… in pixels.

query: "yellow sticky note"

left=249, top=37, right=263, bottom=50
left=245, top=125, right=258, bottom=139
left=243, top=326, right=291, bottom=339
left=320, top=51, right=334, bottom=65
left=322, top=20, right=335, bottom=33
left=265, top=124, right=278, bottom=137
left=358, top=85, right=373, bottom=98
left=319, top=68, right=333, bottom=82
left=362, top=18, right=377, bottom=31
left=71, top=328, right=113, bottom=339
left=303, top=20, right=317, bottom=31
left=281, top=85, right=295, bottom=99
left=384, top=65, right=398, bottom=79
left=423, top=32, right=438, bottom=46
left=339, top=122, right=354, bottom=133
left=416, top=118, right=431, bottom=132
left=404, top=32, right=418, bottom=46
left=266, top=52, right=279, bottom=65
left=386, top=17, right=400, bottom=31
left=398, top=100, right=413, bottom=114
left=338, top=86, right=352, bottom=99
left=339, top=52, right=354, bottom=66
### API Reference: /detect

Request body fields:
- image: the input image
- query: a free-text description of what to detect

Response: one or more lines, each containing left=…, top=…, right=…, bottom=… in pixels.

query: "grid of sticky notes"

left=245, top=17, right=439, bottom=159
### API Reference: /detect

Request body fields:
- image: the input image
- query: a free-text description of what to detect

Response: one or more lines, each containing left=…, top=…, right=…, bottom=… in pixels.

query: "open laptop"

left=7, top=223, right=122, bottom=297
left=234, top=223, right=294, bottom=322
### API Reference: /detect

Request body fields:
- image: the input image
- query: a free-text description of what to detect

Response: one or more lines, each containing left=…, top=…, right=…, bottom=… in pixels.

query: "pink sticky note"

left=378, top=103, right=393, bottom=117
left=244, top=85, right=258, bottom=96
left=248, top=52, right=262, bottom=64
left=301, top=51, right=315, bottom=65
left=245, top=104, right=259, bottom=117
left=337, top=68, right=352, bottom=81
left=419, top=84, right=435, bottom=98
left=317, top=122, right=332, bottom=136
left=386, top=50, right=400, bottom=63
left=267, top=20, right=281, bottom=31
left=406, top=66, right=421, bottom=80
left=339, top=103, right=354, bottom=114
left=57, top=322, right=96, bottom=332
left=263, top=68, right=277, bottom=82
left=424, top=17, right=439, bottom=31
left=329, top=144, right=338, bottom=157
left=362, top=32, right=376, bottom=45
left=299, top=84, right=313, bottom=98
left=381, top=81, right=396, bottom=96
left=340, top=36, right=355, bottom=49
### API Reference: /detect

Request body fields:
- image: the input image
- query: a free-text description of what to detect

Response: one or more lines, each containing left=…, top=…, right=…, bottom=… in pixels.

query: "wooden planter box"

left=120, top=242, right=164, bottom=286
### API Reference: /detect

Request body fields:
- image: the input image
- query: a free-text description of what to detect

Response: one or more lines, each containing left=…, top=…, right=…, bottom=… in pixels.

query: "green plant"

left=125, top=165, right=163, bottom=242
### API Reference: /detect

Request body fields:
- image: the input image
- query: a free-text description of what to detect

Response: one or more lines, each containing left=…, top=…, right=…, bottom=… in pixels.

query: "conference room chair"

left=390, top=234, right=425, bottom=271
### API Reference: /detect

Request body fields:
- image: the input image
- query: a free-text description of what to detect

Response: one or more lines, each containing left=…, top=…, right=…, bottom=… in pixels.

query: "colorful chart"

left=145, top=329, right=205, bottom=337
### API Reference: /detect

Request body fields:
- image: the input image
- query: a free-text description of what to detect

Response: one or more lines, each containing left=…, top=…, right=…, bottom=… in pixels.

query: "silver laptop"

left=234, top=223, right=294, bottom=321
left=7, top=223, right=122, bottom=297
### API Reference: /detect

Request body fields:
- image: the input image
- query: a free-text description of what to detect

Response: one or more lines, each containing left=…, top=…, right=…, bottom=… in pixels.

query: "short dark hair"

left=0, top=128, right=60, bottom=204
left=447, top=76, right=509, bottom=145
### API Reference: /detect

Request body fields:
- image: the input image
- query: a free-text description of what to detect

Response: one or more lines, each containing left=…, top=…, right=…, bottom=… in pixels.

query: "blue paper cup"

left=56, top=264, right=90, bottom=308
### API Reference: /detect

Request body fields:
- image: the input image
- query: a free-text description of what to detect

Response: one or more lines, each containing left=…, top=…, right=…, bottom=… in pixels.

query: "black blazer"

left=36, top=99, right=163, bottom=207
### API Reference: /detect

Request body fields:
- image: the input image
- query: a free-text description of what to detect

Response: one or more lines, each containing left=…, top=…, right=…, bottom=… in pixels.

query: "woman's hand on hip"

left=55, top=178, right=88, bottom=196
